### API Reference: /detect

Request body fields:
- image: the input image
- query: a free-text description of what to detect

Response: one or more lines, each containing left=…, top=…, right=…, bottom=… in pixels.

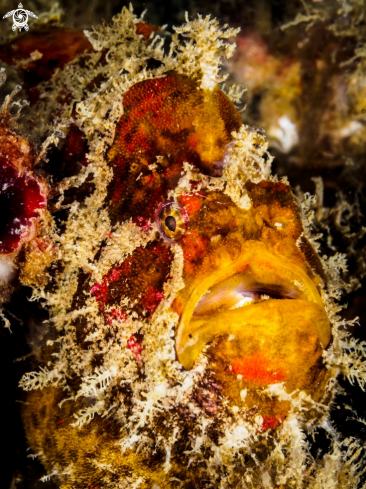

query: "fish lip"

left=175, top=240, right=331, bottom=370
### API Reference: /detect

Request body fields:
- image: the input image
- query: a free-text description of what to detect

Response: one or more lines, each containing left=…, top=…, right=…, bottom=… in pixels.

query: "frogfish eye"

left=165, top=215, right=176, bottom=232
left=155, top=200, right=188, bottom=243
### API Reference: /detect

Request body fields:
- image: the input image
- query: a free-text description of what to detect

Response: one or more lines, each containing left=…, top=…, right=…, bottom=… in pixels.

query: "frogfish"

left=0, top=7, right=365, bottom=489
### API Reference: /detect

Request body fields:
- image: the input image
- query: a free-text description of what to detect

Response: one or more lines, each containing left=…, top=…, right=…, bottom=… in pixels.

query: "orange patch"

left=181, top=231, right=209, bottom=275
left=259, top=415, right=284, bottom=432
left=179, top=194, right=202, bottom=216
left=231, top=353, right=287, bottom=385
left=171, top=297, right=185, bottom=316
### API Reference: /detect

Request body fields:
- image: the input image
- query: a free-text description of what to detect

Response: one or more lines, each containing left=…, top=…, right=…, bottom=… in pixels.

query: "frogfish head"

left=100, top=72, right=330, bottom=422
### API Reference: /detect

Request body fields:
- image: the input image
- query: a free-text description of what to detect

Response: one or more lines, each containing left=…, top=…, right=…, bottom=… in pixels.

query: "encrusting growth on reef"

left=0, top=5, right=366, bottom=488
left=0, top=69, right=52, bottom=327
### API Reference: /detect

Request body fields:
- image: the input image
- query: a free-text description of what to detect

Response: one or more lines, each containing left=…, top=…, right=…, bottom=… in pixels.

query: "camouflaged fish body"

left=0, top=7, right=365, bottom=489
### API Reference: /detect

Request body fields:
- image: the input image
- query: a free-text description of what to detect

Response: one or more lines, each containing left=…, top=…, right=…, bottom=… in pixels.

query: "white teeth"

left=229, top=297, right=254, bottom=310
left=260, top=294, right=270, bottom=301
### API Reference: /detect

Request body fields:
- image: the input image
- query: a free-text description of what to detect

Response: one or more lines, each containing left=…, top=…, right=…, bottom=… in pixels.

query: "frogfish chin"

left=2, top=7, right=363, bottom=489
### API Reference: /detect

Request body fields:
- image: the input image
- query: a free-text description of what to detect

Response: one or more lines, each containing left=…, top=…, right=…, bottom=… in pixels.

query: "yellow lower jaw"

left=175, top=241, right=330, bottom=370
left=177, top=298, right=329, bottom=370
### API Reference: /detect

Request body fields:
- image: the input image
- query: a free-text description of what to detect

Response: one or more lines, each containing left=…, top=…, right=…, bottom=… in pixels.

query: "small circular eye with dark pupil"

left=155, top=200, right=188, bottom=243
left=165, top=216, right=176, bottom=232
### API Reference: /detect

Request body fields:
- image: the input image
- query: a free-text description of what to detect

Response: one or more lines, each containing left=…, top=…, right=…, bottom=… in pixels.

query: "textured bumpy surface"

left=0, top=125, right=47, bottom=255
left=0, top=87, right=50, bottom=324
left=1, top=6, right=366, bottom=489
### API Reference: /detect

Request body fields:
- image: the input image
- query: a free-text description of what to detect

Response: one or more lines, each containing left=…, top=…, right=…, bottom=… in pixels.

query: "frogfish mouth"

left=176, top=240, right=330, bottom=370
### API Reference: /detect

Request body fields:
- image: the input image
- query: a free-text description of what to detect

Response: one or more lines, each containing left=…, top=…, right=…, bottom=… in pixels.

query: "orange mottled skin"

left=107, top=73, right=242, bottom=224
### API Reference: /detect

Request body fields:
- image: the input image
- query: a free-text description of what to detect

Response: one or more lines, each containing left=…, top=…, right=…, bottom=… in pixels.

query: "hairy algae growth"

left=0, top=6, right=366, bottom=489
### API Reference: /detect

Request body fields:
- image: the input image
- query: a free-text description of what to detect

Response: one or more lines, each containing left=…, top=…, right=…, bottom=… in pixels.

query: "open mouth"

left=175, top=240, right=330, bottom=370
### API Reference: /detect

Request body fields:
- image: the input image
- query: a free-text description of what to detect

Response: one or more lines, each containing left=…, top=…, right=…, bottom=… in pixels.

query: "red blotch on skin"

left=178, top=193, right=202, bottom=217
left=0, top=157, right=47, bottom=254
left=259, top=415, right=284, bottom=432
left=127, top=334, right=143, bottom=364
left=132, top=216, right=152, bottom=232
left=115, top=77, right=175, bottom=162
left=110, top=154, right=128, bottom=203
left=90, top=282, right=108, bottom=306
left=231, top=353, right=287, bottom=385
left=141, top=286, right=164, bottom=318
left=237, top=264, right=250, bottom=274
left=105, top=308, right=127, bottom=325
left=151, top=241, right=173, bottom=265
left=91, top=242, right=170, bottom=319
left=90, top=258, right=132, bottom=307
